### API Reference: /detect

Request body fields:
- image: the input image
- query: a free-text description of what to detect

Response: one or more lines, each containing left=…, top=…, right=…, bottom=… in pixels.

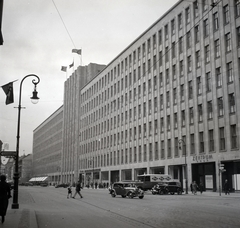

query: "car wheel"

left=122, top=195, right=126, bottom=198
left=177, top=189, right=182, bottom=195
left=159, top=190, right=164, bottom=195
left=111, top=192, right=116, bottom=197
left=139, top=196, right=144, bottom=199
left=152, top=191, right=156, bottom=195
left=170, top=192, right=174, bottom=195
left=127, top=192, right=133, bottom=198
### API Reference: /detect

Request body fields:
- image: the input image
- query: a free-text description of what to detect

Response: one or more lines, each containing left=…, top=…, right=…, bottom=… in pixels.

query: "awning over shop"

left=29, top=176, right=48, bottom=182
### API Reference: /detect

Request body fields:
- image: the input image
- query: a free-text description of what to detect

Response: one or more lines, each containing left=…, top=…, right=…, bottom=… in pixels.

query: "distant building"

left=19, top=154, right=32, bottom=184
left=32, top=106, right=63, bottom=185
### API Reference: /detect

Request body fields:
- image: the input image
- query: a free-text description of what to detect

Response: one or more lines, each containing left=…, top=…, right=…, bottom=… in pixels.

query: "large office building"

left=33, top=0, right=240, bottom=192
left=32, top=106, right=63, bottom=185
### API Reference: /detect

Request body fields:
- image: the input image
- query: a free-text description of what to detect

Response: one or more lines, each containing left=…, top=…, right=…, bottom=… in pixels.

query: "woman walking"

left=0, top=175, right=11, bottom=223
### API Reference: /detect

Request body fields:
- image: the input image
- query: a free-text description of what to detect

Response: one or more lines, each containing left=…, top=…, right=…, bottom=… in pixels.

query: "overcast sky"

left=0, top=0, right=179, bottom=157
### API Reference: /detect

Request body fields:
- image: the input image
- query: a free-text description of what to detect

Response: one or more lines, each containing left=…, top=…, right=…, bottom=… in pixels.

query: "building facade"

left=76, top=0, right=240, bottom=191
left=32, top=106, right=63, bottom=185
left=33, top=0, right=240, bottom=192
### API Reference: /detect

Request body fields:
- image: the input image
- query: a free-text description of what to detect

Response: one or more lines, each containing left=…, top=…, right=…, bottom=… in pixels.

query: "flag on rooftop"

left=61, top=66, right=67, bottom=72
left=69, top=61, right=74, bottom=68
left=1, top=80, right=17, bottom=105
left=72, top=49, right=82, bottom=55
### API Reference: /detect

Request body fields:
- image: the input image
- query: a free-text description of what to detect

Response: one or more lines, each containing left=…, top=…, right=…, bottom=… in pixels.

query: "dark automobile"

left=167, top=181, right=183, bottom=195
left=110, top=181, right=144, bottom=199
left=151, top=180, right=183, bottom=195
left=151, top=182, right=169, bottom=195
left=55, top=183, right=68, bottom=188
left=40, top=182, right=48, bottom=187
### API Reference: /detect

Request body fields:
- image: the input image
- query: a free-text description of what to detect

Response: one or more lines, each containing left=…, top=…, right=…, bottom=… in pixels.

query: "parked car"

left=40, top=182, right=48, bottom=187
left=151, top=180, right=183, bottom=195
left=109, top=181, right=144, bottom=199
left=55, top=183, right=68, bottom=188
left=151, top=182, right=169, bottom=195
left=167, top=181, right=183, bottom=195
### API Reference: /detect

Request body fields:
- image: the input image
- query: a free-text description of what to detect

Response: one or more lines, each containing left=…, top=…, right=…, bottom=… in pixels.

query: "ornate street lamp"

left=12, top=74, right=40, bottom=209
left=178, top=139, right=188, bottom=194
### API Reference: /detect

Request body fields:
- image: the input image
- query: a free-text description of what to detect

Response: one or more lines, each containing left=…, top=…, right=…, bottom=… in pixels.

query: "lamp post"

left=12, top=74, right=40, bottom=209
left=178, top=139, right=188, bottom=194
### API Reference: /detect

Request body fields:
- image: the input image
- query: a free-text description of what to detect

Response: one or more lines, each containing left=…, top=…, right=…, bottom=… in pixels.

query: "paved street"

left=5, top=186, right=240, bottom=228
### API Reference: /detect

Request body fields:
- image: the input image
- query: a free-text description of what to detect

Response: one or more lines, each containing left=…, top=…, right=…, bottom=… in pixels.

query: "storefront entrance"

left=192, top=162, right=216, bottom=192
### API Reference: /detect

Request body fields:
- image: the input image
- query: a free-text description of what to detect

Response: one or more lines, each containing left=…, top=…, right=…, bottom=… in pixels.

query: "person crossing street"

left=72, top=181, right=83, bottom=199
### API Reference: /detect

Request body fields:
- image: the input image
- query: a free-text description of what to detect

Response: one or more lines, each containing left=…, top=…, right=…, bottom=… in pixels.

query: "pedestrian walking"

left=199, top=181, right=204, bottom=194
left=223, top=179, right=230, bottom=195
left=190, top=182, right=193, bottom=194
left=0, top=175, right=11, bottom=223
left=67, top=186, right=72, bottom=198
left=72, top=181, right=83, bottom=198
left=192, top=181, right=198, bottom=195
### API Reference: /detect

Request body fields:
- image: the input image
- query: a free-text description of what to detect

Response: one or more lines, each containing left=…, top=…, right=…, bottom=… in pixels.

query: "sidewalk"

left=2, top=189, right=38, bottom=228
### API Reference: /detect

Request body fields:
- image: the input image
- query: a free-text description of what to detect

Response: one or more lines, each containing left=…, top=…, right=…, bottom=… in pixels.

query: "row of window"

left=80, top=1, right=240, bottom=105
left=80, top=124, right=238, bottom=169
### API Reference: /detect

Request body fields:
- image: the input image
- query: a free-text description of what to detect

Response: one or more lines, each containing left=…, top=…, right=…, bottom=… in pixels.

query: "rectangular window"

left=167, top=115, right=171, bottom=130
left=166, top=91, right=170, bottom=107
left=194, top=1, right=199, bottom=18
left=209, top=129, right=214, bottom=152
left=190, top=134, right=195, bottom=154
left=189, top=81, right=193, bottom=99
left=160, top=117, right=164, bottom=132
left=167, top=139, right=171, bottom=158
left=237, top=27, right=240, bottom=47
left=186, top=7, right=190, bottom=24
left=229, top=93, right=236, bottom=113
left=215, top=39, right=220, bottom=58
left=189, top=107, right=194, bottom=124
left=165, top=24, right=168, bottom=40
left=179, top=60, right=184, bottom=76
left=181, top=110, right=185, bottom=126
left=198, top=104, right=203, bottom=122
left=216, top=67, right=222, bottom=87
left=205, top=45, right=210, bottom=63
left=174, top=112, right=178, bottom=128
left=208, top=101, right=213, bottom=119
left=227, top=62, right=233, bottom=83
left=178, top=13, right=183, bottom=29
left=206, top=72, right=211, bottom=92
left=175, top=137, right=179, bottom=157
left=138, top=145, right=142, bottom=162
left=172, top=42, right=176, bottom=58
left=161, top=140, right=165, bottom=159
left=187, top=56, right=192, bottom=72
left=180, top=84, right=184, bottom=102
left=155, top=142, right=159, bottom=160
left=144, top=144, right=147, bottom=161
left=225, top=33, right=232, bottom=52
left=173, top=65, right=176, bottom=80
left=195, top=25, right=200, bottom=43
left=213, top=12, right=219, bottom=31
left=218, top=97, right=224, bottom=116
left=199, top=132, right=204, bottom=153
left=160, top=94, right=163, bottom=110
left=197, top=77, right=202, bottom=95
left=187, top=32, right=191, bottom=49
left=203, top=0, right=208, bottom=11
left=171, top=19, right=175, bottom=35
left=158, top=30, right=162, bottom=45
left=236, top=0, right=240, bottom=17
left=154, top=97, right=158, bottom=113
left=179, top=37, right=183, bottom=54
left=154, top=119, right=158, bottom=134
left=223, top=5, right=230, bottom=24
left=203, top=19, right=209, bottom=37
left=219, top=127, right=225, bottom=150
left=196, top=51, right=200, bottom=68
left=173, top=88, right=177, bottom=105
left=231, top=124, right=238, bottom=149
